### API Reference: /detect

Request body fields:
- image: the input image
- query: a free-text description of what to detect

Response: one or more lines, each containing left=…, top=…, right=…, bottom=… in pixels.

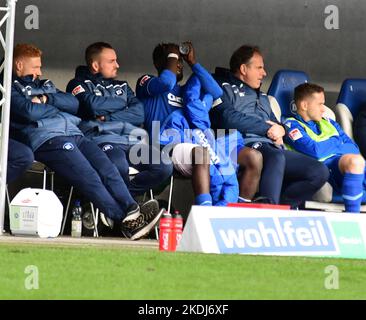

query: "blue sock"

left=195, top=193, right=212, bottom=206
left=342, top=173, right=364, bottom=213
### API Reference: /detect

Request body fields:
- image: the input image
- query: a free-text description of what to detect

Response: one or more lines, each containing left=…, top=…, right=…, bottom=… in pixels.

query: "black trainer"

left=121, top=200, right=163, bottom=241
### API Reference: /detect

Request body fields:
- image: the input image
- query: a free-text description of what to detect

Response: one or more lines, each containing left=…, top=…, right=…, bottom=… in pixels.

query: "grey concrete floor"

left=0, top=233, right=158, bottom=249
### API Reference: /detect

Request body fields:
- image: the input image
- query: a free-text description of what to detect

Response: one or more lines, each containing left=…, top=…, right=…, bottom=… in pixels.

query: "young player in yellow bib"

left=284, top=83, right=365, bottom=213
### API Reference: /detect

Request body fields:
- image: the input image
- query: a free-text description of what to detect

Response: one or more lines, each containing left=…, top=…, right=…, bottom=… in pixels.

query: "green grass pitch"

left=1, top=243, right=365, bottom=299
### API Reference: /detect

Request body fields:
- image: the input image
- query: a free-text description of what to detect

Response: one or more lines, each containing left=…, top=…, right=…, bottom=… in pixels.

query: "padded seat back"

left=334, top=78, right=366, bottom=139
left=268, top=69, right=310, bottom=120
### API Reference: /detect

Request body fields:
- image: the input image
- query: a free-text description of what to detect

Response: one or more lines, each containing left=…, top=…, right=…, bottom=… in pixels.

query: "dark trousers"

left=253, top=143, right=329, bottom=207
left=98, top=142, right=173, bottom=196
left=34, top=136, right=136, bottom=220
left=7, top=139, right=34, bottom=183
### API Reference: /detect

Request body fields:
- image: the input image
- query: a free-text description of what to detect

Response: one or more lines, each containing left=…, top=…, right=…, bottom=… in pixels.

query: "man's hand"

left=273, top=137, right=284, bottom=146
left=40, top=95, right=48, bottom=104
left=181, top=41, right=196, bottom=66
left=266, top=120, right=285, bottom=141
left=31, top=96, right=42, bottom=104
left=32, top=95, right=48, bottom=104
left=96, top=115, right=106, bottom=122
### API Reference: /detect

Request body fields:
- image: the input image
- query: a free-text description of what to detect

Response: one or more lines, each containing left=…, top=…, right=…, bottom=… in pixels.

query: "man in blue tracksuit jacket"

left=284, top=83, right=366, bottom=213
left=10, top=43, right=159, bottom=240
left=136, top=42, right=263, bottom=206
left=66, top=42, right=172, bottom=204
left=210, top=45, right=329, bottom=207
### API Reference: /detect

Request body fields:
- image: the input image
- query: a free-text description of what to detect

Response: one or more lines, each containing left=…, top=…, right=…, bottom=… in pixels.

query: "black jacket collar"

left=13, top=74, right=41, bottom=86
left=74, top=65, right=113, bottom=84
left=214, top=67, right=261, bottom=96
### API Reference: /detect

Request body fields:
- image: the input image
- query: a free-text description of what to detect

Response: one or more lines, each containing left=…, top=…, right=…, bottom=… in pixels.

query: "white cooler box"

left=9, top=188, right=63, bottom=238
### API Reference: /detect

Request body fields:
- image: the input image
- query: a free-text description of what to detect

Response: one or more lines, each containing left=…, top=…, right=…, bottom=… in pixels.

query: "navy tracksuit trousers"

left=7, top=139, right=34, bottom=183
left=252, top=143, right=329, bottom=207
left=34, top=135, right=136, bottom=220
left=98, top=142, right=173, bottom=197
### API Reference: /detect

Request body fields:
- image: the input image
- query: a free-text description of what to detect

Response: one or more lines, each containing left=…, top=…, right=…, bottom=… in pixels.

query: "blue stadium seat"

left=331, top=78, right=366, bottom=204
left=334, top=78, right=366, bottom=139
left=267, top=69, right=309, bottom=120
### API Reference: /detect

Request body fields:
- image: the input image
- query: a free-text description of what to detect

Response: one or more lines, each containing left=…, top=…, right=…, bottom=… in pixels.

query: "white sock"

left=238, top=196, right=251, bottom=203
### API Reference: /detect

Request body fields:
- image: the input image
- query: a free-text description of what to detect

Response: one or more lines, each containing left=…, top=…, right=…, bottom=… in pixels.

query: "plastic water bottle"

left=159, top=211, right=173, bottom=251
left=71, top=200, right=82, bottom=238
left=179, top=42, right=190, bottom=55
left=171, top=210, right=183, bottom=251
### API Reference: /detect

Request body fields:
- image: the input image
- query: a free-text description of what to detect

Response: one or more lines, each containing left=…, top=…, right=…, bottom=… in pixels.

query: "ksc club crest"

left=63, top=142, right=74, bottom=151
left=102, top=144, right=113, bottom=152
left=290, top=100, right=297, bottom=114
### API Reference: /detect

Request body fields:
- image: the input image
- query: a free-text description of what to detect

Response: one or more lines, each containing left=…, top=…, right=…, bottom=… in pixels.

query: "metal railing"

left=0, top=0, right=17, bottom=235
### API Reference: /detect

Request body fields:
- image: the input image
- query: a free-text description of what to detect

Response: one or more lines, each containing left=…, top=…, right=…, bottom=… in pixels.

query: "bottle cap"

left=162, top=210, right=172, bottom=218
left=173, top=210, right=182, bottom=218
left=179, top=43, right=190, bottom=55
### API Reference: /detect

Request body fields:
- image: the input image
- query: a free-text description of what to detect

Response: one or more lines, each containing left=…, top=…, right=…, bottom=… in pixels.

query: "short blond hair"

left=13, top=43, right=42, bottom=61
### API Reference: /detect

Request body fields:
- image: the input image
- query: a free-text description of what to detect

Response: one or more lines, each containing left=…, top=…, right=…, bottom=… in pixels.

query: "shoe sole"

left=139, top=199, right=159, bottom=216
left=129, top=208, right=164, bottom=241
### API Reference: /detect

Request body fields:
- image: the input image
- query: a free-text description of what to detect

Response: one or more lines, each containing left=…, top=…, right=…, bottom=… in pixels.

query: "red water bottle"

left=171, top=210, right=183, bottom=251
left=159, top=211, right=173, bottom=251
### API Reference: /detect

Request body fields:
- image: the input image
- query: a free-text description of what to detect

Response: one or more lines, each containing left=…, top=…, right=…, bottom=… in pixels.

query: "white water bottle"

left=71, top=200, right=82, bottom=237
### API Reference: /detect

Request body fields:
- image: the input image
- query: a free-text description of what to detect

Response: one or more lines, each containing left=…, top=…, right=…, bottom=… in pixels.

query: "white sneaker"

left=99, top=212, right=114, bottom=229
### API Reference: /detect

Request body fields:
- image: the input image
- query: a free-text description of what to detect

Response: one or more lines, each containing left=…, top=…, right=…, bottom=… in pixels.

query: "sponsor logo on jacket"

left=72, top=85, right=85, bottom=96
left=167, top=93, right=183, bottom=107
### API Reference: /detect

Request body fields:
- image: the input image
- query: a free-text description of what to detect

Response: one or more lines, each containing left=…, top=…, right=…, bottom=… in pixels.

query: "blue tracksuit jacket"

left=66, top=66, right=146, bottom=146
left=136, top=63, right=222, bottom=145
left=210, top=68, right=282, bottom=145
left=184, top=75, right=243, bottom=205
left=10, top=75, right=82, bottom=151
left=284, top=114, right=360, bottom=162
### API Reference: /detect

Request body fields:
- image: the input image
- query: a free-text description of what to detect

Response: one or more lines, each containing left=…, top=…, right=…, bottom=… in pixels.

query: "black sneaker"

left=121, top=200, right=163, bottom=241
